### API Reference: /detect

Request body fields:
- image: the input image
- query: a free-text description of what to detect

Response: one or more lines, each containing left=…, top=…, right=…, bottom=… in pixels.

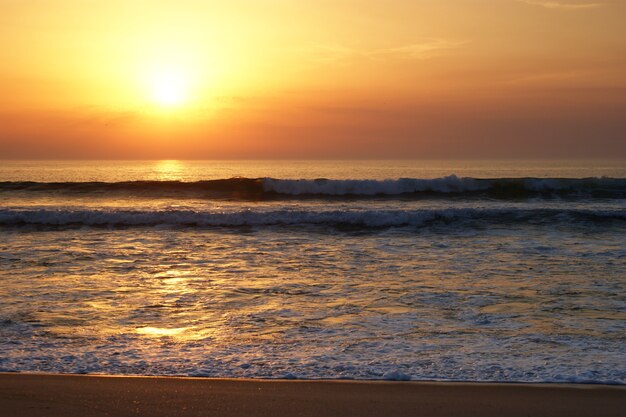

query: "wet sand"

left=0, top=373, right=624, bottom=417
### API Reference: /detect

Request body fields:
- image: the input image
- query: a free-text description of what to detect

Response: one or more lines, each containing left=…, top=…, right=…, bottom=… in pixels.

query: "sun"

left=149, top=68, right=189, bottom=107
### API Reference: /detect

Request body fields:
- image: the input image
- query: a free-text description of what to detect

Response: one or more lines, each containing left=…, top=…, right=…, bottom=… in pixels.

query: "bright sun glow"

left=149, top=69, right=189, bottom=107
left=135, top=326, right=191, bottom=337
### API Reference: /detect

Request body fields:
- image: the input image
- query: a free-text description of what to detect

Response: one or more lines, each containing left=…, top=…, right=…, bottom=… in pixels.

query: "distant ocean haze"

left=0, top=160, right=624, bottom=383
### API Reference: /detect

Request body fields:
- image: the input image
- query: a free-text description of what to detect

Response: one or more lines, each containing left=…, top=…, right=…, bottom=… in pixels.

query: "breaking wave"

left=1, top=207, right=624, bottom=229
left=1, top=176, right=625, bottom=199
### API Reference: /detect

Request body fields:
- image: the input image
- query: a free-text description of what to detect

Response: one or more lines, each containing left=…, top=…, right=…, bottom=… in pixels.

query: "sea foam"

left=1, top=207, right=624, bottom=228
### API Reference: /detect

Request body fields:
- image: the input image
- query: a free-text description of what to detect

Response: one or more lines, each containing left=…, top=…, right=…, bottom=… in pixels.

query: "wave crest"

left=1, top=176, right=625, bottom=199
left=1, top=207, right=623, bottom=229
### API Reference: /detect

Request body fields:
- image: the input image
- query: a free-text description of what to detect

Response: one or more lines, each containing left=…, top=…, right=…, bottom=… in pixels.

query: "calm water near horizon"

left=0, top=160, right=625, bottom=383
left=2, top=159, right=626, bottom=182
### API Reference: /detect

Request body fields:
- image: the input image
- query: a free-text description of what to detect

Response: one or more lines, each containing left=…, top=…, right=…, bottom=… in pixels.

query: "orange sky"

left=1, top=0, right=625, bottom=159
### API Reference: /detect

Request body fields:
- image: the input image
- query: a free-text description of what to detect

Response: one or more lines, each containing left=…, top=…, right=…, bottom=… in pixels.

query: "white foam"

left=0, top=207, right=623, bottom=228
left=261, top=176, right=626, bottom=197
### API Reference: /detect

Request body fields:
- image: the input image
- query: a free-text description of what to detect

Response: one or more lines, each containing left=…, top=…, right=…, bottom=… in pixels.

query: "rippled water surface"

left=1, top=160, right=625, bottom=383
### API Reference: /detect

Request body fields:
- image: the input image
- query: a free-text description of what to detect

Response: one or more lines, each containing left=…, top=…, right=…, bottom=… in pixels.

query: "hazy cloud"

left=305, top=39, right=467, bottom=64
left=373, top=40, right=468, bottom=59
left=518, top=1, right=606, bottom=9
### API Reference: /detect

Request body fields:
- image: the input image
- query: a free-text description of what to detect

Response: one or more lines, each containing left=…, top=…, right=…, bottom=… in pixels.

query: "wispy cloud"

left=304, top=39, right=467, bottom=65
left=374, top=40, right=468, bottom=59
left=518, top=0, right=606, bottom=9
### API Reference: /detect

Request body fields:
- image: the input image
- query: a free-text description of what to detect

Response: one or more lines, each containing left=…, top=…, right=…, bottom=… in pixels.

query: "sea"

left=0, top=160, right=625, bottom=384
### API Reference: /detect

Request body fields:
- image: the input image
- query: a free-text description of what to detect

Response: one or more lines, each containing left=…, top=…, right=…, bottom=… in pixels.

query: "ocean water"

left=1, top=160, right=625, bottom=383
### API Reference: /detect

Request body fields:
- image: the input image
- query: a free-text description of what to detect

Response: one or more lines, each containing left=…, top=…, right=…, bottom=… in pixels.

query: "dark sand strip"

left=0, top=373, right=624, bottom=417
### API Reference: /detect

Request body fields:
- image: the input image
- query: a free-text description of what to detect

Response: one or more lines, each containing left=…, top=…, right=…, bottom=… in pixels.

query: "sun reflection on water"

left=154, top=160, right=184, bottom=181
left=135, top=326, right=191, bottom=337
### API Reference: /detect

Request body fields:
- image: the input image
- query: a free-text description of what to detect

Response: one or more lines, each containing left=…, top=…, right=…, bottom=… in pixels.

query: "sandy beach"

left=0, top=373, right=624, bottom=417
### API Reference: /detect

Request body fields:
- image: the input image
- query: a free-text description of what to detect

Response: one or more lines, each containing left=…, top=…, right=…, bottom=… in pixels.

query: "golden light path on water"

left=136, top=327, right=190, bottom=337
left=154, top=160, right=185, bottom=181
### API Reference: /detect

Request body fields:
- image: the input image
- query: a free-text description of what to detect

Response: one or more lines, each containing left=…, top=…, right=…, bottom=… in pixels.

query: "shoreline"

left=1, top=373, right=624, bottom=417
left=3, top=371, right=625, bottom=386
